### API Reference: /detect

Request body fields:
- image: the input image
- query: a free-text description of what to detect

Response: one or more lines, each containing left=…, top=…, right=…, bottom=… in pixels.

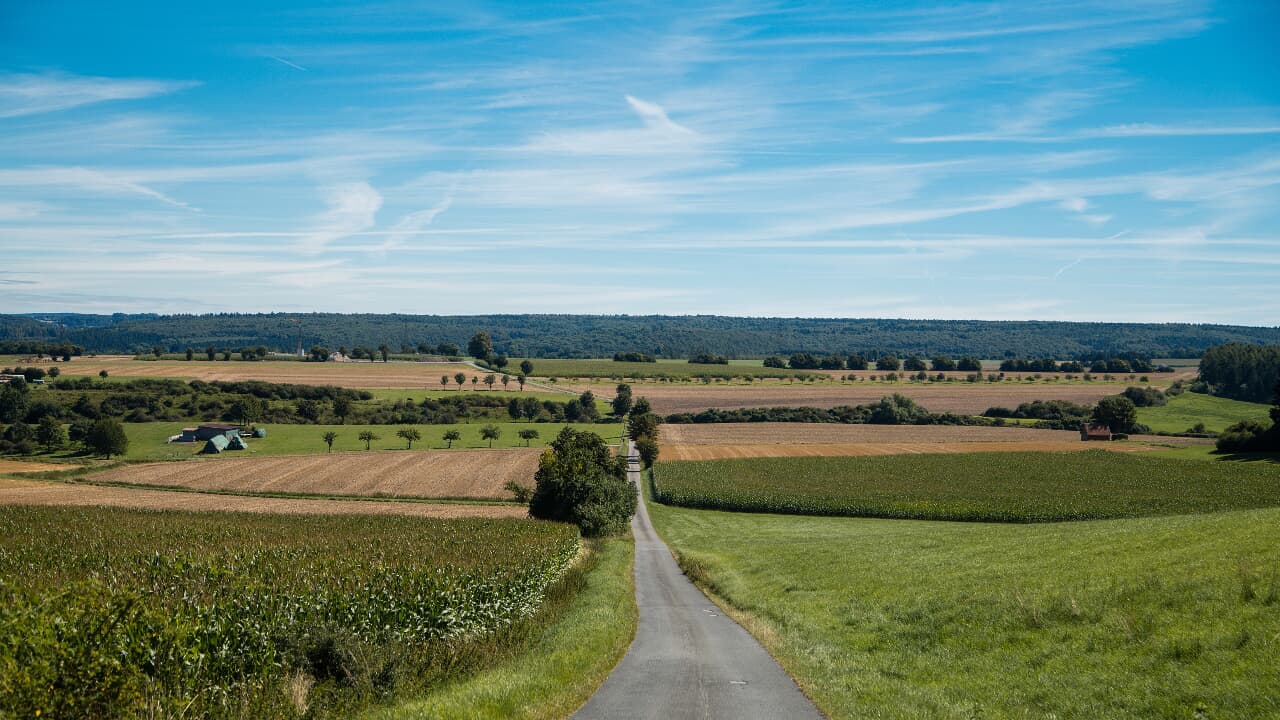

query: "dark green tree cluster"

left=529, top=428, right=636, bottom=537
left=1199, top=343, right=1280, bottom=402
left=613, top=352, right=656, bottom=362
left=1216, top=380, right=1280, bottom=452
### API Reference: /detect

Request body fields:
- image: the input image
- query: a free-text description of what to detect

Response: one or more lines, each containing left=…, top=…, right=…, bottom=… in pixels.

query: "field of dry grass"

left=51, top=355, right=490, bottom=388
left=660, top=423, right=1083, bottom=444
left=88, top=448, right=540, bottom=499
left=629, top=382, right=1123, bottom=415
left=0, top=478, right=526, bottom=518
left=0, top=459, right=70, bottom=474
left=660, top=440, right=1157, bottom=461
left=657, top=423, right=1204, bottom=460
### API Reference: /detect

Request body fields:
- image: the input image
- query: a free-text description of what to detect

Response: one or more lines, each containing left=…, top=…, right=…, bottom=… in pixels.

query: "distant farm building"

left=175, top=424, right=244, bottom=443
left=1080, top=423, right=1113, bottom=441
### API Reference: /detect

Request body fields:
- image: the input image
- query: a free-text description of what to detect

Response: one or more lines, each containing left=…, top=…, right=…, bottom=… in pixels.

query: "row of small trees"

left=320, top=424, right=543, bottom=452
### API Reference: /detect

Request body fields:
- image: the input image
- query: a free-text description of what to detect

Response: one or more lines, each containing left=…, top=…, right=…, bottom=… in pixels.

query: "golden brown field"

left=660, top=440, right=1157, bottom=461
left=51, top=356, right=490, bottom=388
left=87, top=448, right=540, bottom=499
left=658, top=423, right=1205, bottom=460
left=0, top=477, right=526, bottom=518
left=660, top=423, right=1084, bottom=444
left=0, top=459, right=69, bottom=474
left=624, top=382, right=1124, bottom=415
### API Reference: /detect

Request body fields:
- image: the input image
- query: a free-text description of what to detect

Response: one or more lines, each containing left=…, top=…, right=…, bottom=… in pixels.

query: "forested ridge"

left=4, top=313, right=1279, bottom=359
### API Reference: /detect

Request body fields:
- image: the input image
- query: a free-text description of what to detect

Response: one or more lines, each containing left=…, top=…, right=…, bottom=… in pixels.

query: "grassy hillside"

left=647, top=497, right=1280, bottom=719
left=652, top=451, right=1280, bottom=522
left=1136, top=391, right=1272, bottom=434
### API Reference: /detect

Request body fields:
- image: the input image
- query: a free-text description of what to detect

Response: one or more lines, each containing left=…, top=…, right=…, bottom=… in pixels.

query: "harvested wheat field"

left=0, top=459, right=70, bottom=474
left=661, top=440, right=1157, bottom=461
left=661, top=423, right=1084, bottom=445
left=88, top=449, right=540, bottom=499
left=0, top=478, right=525, bottom=518
left=625, top=383, right=1122, bottom=416
left=54, top=356, right=488, bottom=388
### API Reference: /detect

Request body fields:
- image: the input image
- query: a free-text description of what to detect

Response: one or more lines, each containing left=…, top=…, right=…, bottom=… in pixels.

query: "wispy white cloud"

left=0, top=72, right=196, bottom=118
left=299, top=182, right=383, bottom=253
left=624, top=95, right=694, bottom=135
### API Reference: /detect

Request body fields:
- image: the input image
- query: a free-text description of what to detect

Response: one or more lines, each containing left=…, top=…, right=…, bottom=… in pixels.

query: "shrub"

left=529, top=428, right=636, bottom=537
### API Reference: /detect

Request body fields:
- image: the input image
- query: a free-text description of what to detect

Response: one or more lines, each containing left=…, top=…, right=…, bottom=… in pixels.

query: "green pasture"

left=118, top=421, right=623, bottom=461
left=647, top=494, right=1280, bottom=719
left=1136, top=391, right=1271, bottom=434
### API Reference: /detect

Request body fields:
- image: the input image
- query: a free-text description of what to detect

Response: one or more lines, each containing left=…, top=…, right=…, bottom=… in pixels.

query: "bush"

left=529, top=428, right=636, bottom=537
left=1121, top=386, right=1166, bottom=407
left=635, top=437, right=659, bottom=469
left=1216, top=420, right=1277, bottom=453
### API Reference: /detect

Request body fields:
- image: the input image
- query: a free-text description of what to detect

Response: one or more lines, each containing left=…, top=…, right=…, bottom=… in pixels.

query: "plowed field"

left=0, top=478, right=526, bottom=518
left=627, top=383, right=1120, bottom=415
left=53, top=356, right=487, bottom=388
left=87, top=449, right=539, bottom=499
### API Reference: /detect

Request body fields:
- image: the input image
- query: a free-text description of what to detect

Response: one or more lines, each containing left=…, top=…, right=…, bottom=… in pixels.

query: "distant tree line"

left=665, top=395, right=996, bottom=427
left=613, top=352, right=656, bottom=362
left=7, top=313, right=1279, bottom=359
left=0, top=341, right=82, bottom=358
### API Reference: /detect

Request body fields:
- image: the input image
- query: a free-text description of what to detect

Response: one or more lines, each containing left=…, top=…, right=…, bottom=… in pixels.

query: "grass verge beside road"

left=646, top=494, right=1280, bottom=720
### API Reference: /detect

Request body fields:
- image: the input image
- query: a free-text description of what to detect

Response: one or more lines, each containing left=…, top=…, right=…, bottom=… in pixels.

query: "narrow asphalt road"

left=573, top=445, right=823, bottom=720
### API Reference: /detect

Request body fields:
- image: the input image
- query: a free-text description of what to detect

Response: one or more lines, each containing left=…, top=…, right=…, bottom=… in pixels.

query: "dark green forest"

left=3, top=313, right=1279, bottom=359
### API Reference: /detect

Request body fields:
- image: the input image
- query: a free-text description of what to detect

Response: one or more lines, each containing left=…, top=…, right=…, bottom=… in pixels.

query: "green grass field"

left=108, top=422, right=623, bottom=461
left=652, top=451, right=1280, bottom=522
left=1136, top=391, right=1271, bottom=434
left=0, top=506, right=580, bottom=719
left=647, top=495, right=1280, bottom=719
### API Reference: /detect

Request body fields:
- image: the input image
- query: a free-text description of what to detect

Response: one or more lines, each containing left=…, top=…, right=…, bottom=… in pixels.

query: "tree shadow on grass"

left=1211, top=450, right=1280, bottom=465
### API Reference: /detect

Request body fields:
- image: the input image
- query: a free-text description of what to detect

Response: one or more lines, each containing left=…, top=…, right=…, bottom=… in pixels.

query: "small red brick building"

left=1080, top=423, right=1112, bottom=441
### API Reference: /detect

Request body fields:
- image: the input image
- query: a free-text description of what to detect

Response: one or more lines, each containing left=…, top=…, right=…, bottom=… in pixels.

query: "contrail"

left=267, top=55, right=307, bottom=71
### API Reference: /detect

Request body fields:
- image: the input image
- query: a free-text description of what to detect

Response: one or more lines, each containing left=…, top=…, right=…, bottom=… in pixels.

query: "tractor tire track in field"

left=574, top=444, right=822, bottom=720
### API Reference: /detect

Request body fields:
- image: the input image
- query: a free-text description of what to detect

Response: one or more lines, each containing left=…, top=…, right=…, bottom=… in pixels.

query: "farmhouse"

left=1080, top=423, right=1112, bottom=441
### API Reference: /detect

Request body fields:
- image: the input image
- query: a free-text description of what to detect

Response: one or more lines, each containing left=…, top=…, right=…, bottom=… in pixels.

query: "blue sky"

left=1, top=1, right=1278, bottom=323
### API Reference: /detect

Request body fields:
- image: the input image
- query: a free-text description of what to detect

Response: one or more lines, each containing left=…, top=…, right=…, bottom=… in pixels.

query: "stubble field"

left=629, top=382, right=1125, bottom=415
left=0, top=477, right=526, bottom=518
left=87, top=449, right=540, bottom=499
left=51, top=356, right=492, bottom=388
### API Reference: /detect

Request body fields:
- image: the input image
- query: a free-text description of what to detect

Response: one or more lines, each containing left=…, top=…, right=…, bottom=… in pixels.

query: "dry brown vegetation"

left=661, top=441, right=1157, bottom=461
left=0, top=478, right=527, bottom=518
left=627, top=383, right=1123, bottom=415
left=0, top=460, right=69, bottom=474
left=88, top=449, right=540, bottom=499
left=661, top=423, right=1084, bottom=445
left=56, top=356, right=488, bottom=388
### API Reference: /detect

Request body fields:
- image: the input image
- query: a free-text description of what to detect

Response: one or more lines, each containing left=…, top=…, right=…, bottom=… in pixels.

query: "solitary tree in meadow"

left=442, top=429, right=461, bottom=448
left=322, top=431, right=337, bottom=453
left=518, top=428, right=539, bottom=447
left=185, top=348, right=194, bottom=361
left=206, top=345, right=217, bottom=361
left=471, top=376, right=479, bottom=390
left=518, top=374, right=527, bottom=391
left=520, top=360, right=534, bottom=375
left=454, top=372, right=467, bottom=390
left=396, top=426, right=421, bottom=449
left=359, top=430, right=379, bottom=450
left=379, top=344, right=390, bottom=362
left=481, top=424, right=501, bottom=448
left=99, top=369, right=109, bottom=378
left=441, top=375, right=450, bottom=390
